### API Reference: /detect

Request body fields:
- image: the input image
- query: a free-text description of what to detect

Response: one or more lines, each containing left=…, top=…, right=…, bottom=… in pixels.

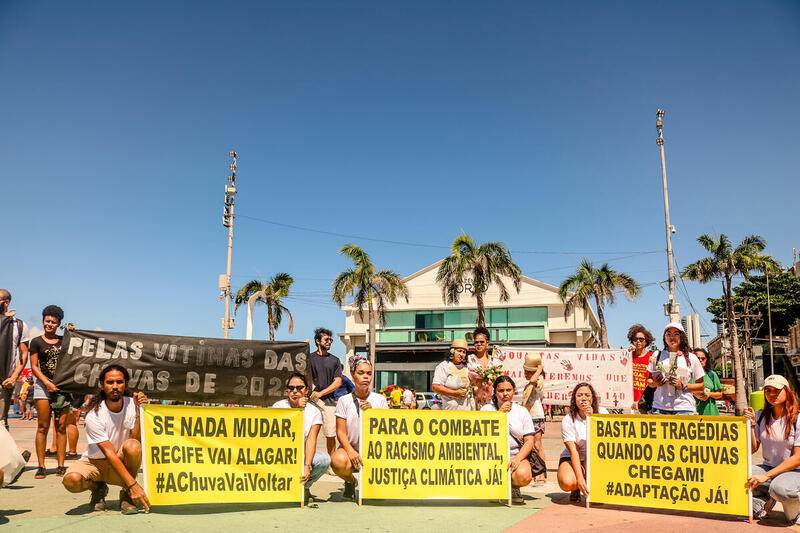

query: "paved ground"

left=1, top=413, right=796, bottom=532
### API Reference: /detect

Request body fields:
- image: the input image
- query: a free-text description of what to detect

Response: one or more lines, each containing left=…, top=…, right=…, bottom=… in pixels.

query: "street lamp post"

left=766, top=264, right=774, bottom=375
left=656, top=110, right=680, bottom=322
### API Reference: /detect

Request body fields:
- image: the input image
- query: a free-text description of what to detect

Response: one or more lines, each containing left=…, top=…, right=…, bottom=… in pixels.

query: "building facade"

left=338, top=260, right=602, bottom=391
left=681, top=313, right=703, bottom=349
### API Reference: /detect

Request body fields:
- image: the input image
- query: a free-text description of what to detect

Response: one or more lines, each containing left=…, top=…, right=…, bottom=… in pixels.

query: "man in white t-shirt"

left=401, top=387, right=414, bottom=409
left=0, top=289, right=31, bottom=430
left=62, top=364, right=149, bottom=514
left=273, top=372, right=330, bottom=504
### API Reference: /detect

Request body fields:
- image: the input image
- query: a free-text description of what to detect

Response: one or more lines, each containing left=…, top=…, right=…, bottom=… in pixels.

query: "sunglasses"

left=286, top=385, right=305, bottom=392
left=633, top=338, right=647, bottom=343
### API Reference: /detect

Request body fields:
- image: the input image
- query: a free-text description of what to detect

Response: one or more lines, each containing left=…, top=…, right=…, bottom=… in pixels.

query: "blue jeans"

left=648, top=408, right=695, bottom=415
left=752, top=463, right=800, bottom=522
left=306, top=451, right=330, bottom=488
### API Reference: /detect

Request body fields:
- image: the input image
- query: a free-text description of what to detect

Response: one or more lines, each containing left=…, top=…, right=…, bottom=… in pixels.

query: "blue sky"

left=2, top=1, right=798, bottom=356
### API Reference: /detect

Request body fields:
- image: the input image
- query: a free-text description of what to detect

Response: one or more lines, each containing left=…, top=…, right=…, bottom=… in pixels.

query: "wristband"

left=304, top=464, right=312, bottom=468
left=126, top=480, right=138, bottom=490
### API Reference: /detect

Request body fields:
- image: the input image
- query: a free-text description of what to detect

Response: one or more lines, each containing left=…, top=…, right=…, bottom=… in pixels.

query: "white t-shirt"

left=402, top=389, right=414, bottom=405
left=432, top=360, right=474, bottom=411
left=335, top=392, right=389, bottom=451
left=83, top=396, right=138, bottom=459
left=480, top=402, right=535, bottom=456
left=560, top=407, right=609, bottom=460
left=4, top=318, right=30, bottom=375
left=647, top=350, right=705, bottom=412
left=272, top=399, right=323, bottom=440
left=754, top=410, right=800, bottom=468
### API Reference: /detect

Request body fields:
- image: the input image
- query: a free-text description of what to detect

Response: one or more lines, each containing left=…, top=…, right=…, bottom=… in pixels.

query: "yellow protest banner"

left=587, top=414, right=751, bottom=517
left=140, top=404, right=303, bottom=506
left=361, top=409, right=510, bottom=500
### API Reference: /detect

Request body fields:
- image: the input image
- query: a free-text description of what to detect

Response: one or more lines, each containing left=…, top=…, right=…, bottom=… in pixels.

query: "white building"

left=682, top=313, right=702, bottom=349
left=338, top=260, right=602, bottom=391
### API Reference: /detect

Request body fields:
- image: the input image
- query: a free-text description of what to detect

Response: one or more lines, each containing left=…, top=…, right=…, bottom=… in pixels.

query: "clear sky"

left=2, top=1, right=798, bottom=356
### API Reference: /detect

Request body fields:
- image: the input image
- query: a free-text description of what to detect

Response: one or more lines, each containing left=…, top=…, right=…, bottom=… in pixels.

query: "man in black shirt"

left=309, top=328, right=342, bottom=455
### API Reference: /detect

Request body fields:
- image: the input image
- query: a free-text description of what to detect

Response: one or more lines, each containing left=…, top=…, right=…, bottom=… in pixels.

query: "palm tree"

left=681, top=234, right=780, bottom=415
left=332, top=244, right=409, bottom=368
left=558, top=260, right=641, bottom=348
left=436, top=234, right=522, bottom=328
left=234, top=273, right=295, bottom=341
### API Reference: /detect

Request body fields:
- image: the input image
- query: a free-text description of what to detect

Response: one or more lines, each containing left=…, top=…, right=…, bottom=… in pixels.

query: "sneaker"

left=119, top=489, right=138, bottom=515
left=342, top=481, right=356, bottom=502
left=9, top=451, right=32, bottom=485
left=90, top=482, right=108, bottom=511
left=304, top=487, right=312, bottom=505
left=511, top=486, right=524, bottom=505
left=570, top=489, right=581, bottom=503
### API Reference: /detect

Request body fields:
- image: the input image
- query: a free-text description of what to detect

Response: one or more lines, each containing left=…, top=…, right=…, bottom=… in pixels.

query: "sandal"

left=35, top=467, right=47, bottom=479
left=56, top=466, right=67, bottom=477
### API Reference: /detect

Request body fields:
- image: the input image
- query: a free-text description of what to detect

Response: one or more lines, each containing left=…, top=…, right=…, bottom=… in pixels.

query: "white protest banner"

left=496, top=347, right=633, bottom=409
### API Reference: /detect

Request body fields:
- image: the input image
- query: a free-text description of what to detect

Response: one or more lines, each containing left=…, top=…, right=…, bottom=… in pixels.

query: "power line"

left=237, top=213, right=665, bottom=256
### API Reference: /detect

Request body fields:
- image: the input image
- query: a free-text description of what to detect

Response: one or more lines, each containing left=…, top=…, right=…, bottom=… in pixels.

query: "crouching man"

left=62, top=364, right=150, bottom=514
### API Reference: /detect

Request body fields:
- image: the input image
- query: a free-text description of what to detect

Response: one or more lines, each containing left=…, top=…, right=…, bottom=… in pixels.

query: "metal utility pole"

left=656, top=110, right=679, bottom=322
left=766, top=265, right=774, bottom=375
left=219, top=151, right=238, bottom=338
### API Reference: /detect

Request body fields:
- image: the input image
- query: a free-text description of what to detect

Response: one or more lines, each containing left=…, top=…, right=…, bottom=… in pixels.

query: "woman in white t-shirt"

left=557, top=382, right=608, bottom=503
left=330, top=355, right=389, bottom=501
left=646, top=323, right=705, bottom=415
left=431, top=339, right=474, bottom=411
left=480, top=375, right=534, bottom=504
left=745, top=374, right=800, bottom=524
left=272, top=372, right=329, bottom=504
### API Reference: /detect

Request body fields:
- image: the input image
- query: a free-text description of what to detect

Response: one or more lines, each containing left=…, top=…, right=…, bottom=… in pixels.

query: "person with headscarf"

left=330, top=354, right=389, bottom=502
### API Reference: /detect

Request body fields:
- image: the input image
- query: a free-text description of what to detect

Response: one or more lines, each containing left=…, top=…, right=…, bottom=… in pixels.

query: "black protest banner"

left=53, top=330, right=309, bottom=406
left=0, top=317, right=13, bottom=381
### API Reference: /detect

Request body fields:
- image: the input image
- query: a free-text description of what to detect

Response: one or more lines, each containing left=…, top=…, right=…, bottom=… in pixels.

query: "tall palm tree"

left=681, top=234, right=780, bottom=415
left=332, top=244, right=409, bottom=368
left=558, top=260, right=641, bottom=348
left=234, top=272, right=295, bottom=341
left=436, top=234, right=522, bottom=328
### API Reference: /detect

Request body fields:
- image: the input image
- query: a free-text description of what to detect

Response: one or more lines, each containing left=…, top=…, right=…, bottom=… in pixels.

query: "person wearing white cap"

left=645, top=322, right=705, bottom=415
left=431, top=339, right=475, bottom=411
left=745, top=374, right=800, bottom=523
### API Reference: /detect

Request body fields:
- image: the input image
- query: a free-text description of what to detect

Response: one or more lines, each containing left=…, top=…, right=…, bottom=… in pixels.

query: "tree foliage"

left=234, top=272, right=294, bottom=341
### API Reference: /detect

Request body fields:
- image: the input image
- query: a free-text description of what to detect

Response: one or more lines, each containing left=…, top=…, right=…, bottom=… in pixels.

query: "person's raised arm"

left=743, top=407, right=760, bottom=453
left=130, top=392, right=148, bottom=441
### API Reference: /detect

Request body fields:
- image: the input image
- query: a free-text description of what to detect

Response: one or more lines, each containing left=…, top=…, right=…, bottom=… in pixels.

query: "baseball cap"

left=663, top=322, right=685, bottom=334
left=763, top=374, right=791, bottom=390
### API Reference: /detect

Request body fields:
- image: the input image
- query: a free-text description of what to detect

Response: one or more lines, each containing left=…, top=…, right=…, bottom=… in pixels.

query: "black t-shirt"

left=310, top=350, right=343, bottom=406
left=29, top=335, right=65, bottom=381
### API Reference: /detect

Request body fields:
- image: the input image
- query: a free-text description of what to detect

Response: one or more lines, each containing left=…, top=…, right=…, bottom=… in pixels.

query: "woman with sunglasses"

left=691, top=348, right=722, bottom=416
left=480, top=375, right=534, bottom=504
left=745, top=375, right=800, bottom=524
left=467, top=327, right=504, bottom=410
left=557, top=382, right=608, bottom=503
left=627, top=324, right=654, bottom=413
left=273, top=372, right=330, bottom=504
left=330, top=355, right=388, bottom=502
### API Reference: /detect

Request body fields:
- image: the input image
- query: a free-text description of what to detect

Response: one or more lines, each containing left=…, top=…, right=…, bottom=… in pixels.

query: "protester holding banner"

left=1, top=289, right=31, bottom=431
left=626, top=324, right=653, bottom=413
left=273, top=371, right=330, bottom=504
left=692, top=348, right=722, bottom=416
left=63, top=364, right=150, bottom=514
left=521, top=353, right=546, bottom=484
left=480, top=375, right=534, bottom=504
left=29, top=305, right=72, bottom=478
left=432, top=339, right=474, bottom=411
left=557, top=382, right=608, bottom=502
left=646, top=323, right=704, bottom=415
left=745, top=374, right=800, bottom=524
left=331, top=354, right=389, bottom=501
